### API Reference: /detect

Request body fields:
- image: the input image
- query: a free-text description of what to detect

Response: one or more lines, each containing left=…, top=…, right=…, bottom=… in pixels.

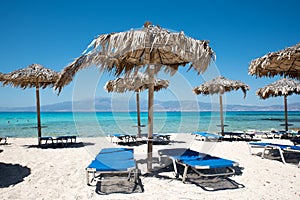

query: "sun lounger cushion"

left=179, top=156, right=237, bottom=169
left=169, top=149, right=237, bottom=169
left=88, top=159, right=136, bottom=171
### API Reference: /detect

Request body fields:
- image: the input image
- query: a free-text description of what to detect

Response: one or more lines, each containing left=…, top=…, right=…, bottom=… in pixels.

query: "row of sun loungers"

left=192, top=131, right=260, bottom=142
left=194, top=129, right=299, bottom=141
left=111, top=131, right=299, bottom=145
left=85, top=129, right=300, bottom=194
left=192, top=132, right=223, bottom=141
left=110, top=133, right=171, bottom=145
left=195, top=130, right=300, bottom=142
left=40, top=136, right=77, bottom=147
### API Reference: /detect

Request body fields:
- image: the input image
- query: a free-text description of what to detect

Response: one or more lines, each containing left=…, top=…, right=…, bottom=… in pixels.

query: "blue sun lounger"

left=110, top=133, right=137, bottom=144
left=291, top=138, right=300, bottom=145
left=192, top=132, right=223, bottom=141
left=248, top=142, right=300, bottom=167
left=86, top=148, right=142, bottom=187
left=158, top=148, right=239, bottom=183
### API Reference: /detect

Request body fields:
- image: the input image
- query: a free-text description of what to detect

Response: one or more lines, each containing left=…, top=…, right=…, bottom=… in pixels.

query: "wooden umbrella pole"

left=136, top=90, right=142, bottom=138
left=36, top=79, right=42, bottom=146
left=284, top=95, right=288, bottom=132
left=147, top=65, right=154, bottom=172
left=219, top=94, right=224, bottom=136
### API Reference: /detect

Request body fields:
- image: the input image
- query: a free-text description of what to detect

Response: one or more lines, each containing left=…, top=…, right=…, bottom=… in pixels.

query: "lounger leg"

left=133, top=169, right=138, bottom=183
left=182, top=165, right=189, bottom=183
left=86, top=171, right=90, bottom=185
left=132, top=169, right=144, bottom=193
left=172, top=159, right=179, bottom=178
left=248, top=144, right=253, bottom=155
left=262, top=146, right=267, bottom=159
left=278, top=149, right=286, bottom=164
left=264, top=146, right=287, bottom=164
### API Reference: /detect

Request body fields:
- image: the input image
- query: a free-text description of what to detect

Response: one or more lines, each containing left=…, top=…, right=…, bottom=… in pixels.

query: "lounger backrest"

left=95, top=148, right=134, bottom=161
left=159, top=148, right=204, bottom=160
left=88, top=148, right=136, bottom=171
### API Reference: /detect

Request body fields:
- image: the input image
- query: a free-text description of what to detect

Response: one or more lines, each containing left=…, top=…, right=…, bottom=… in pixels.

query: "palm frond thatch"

left=104, top=73, right=169, bottom=93
left=256, top=78, right=300, bottom=99
left=193, top=76, right=250, bottom=98
left=104, top=73, right=169, bottom=139
left=1, top=64, right=59, bottom=89
left=54, top=22, right=215, bottom=172
left=55, top=22, right=215, bottom=93
left=193, top=76, right=250, bottom=135
left=256, top=78, right=300, bottom=131
left=248, top=43, right=300, bottom=79
left=0, top=64, right=59, bottom=146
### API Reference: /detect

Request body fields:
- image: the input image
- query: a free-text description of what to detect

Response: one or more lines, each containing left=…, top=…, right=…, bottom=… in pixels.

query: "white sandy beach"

left=0, top=134, right=299, bottom=200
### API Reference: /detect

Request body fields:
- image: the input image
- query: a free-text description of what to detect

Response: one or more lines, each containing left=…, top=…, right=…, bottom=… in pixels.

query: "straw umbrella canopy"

left=0, top=64, right=59, bottom=145
left=249, top=42, right=300, bottom=79
left=193, top=76, right=250, bottom=135
left=55, top=22, right=215, bottom=171
left=104, top=73, right=169, bottom=138
left=257, top=78, right=300, bottom=131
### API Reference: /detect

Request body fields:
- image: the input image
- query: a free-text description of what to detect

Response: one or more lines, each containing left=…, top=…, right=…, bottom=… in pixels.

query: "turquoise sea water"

left=0, top=111, right=299, bottom=138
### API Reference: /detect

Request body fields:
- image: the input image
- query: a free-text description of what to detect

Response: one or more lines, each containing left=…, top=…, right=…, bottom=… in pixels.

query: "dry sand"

left=0, top=134, right=299, bottom=200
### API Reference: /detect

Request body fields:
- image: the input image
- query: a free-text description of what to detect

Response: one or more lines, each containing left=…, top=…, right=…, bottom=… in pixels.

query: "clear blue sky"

left=0, top=0, right=299, bottom=108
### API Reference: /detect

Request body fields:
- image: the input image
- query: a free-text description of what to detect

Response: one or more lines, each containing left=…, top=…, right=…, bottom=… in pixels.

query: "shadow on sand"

left=23, top=142, right=95, bottom=149
left=142, top=163, right=245, bottom=192
left=0, top=162, right=31, bottom=188
left=94, top=175, right=144, bottom=195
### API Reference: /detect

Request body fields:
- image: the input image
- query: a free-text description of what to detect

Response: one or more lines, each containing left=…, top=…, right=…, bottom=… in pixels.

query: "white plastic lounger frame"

left=261, top=145, right=286, bottom=164
left=248, top=143, right=300, bottom=167
left=175, top=159, right=237, bottom=183
left=85, top=148, right=141, bottom=187
left=86, top=162, right=139, bottom=186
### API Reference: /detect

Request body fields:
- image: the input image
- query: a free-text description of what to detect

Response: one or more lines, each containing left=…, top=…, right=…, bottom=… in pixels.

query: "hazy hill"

left=0, top=97, right=299, bottom=112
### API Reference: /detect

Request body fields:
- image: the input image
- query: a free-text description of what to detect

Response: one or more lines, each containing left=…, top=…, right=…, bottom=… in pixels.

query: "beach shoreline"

left=0, top=136, right=299, bottom=199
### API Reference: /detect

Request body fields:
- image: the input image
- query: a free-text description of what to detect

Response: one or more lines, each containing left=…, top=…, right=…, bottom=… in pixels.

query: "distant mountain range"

left=0, top=97, right=299, bottom=112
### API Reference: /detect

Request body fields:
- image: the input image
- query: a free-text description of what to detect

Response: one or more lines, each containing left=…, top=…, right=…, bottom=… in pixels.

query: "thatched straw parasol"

left=0, top=64, right=59, bottom=145
left=55, top=22, right=215, bottom=171
left=104, top=73, right=169, bottom=138
left=257, top=78, right=300, bottom=131
left=249, top=42, right=300, bottom=79
left=193, top=76, right=250, bottom=135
